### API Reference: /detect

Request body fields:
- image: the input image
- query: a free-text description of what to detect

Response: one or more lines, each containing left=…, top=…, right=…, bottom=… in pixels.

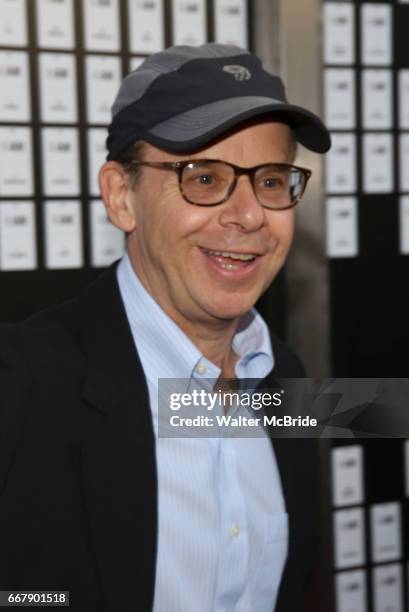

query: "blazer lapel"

left=261, top=367, right=320, bottom=610
left=260, top=369, right=298, bottom=529
left=77, top=264, right=157, bottom=612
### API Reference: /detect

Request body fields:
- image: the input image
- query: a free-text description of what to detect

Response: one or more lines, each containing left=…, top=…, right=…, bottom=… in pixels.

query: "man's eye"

left=262, top=177, right=280, bottom=188
left=196, top=174, right=214, bottom=185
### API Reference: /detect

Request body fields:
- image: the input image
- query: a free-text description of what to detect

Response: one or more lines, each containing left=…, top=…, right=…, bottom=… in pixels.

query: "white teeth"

left=220, top=263, right=239, bottom=270
left=204, top=249, right=256, bottom=261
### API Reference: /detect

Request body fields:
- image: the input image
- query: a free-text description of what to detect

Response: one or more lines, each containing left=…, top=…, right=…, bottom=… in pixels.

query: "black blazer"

left=0, top=263, right=319, bottom=612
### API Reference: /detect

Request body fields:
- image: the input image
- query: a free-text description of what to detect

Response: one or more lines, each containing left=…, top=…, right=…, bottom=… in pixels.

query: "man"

left=0, top=44, right=330, bottom=611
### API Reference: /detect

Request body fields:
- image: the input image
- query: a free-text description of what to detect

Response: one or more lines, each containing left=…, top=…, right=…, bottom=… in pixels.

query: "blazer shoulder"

left=23, top=294, right=81, bottom=336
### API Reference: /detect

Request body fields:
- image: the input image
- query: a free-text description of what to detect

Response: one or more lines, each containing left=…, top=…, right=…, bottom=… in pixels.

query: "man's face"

left=126, top=121, right=296, bottom=328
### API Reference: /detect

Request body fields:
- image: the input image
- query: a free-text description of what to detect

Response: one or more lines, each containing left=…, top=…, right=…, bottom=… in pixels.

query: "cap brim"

left=145, top=96, right=331, bottom=154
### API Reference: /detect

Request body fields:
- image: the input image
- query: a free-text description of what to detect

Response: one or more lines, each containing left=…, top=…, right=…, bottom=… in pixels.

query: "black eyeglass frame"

left=128, top=159, right=312, bottom=210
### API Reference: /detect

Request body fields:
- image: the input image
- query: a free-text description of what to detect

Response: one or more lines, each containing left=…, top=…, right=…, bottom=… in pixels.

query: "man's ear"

left=98, top=161, right=137, bottom=232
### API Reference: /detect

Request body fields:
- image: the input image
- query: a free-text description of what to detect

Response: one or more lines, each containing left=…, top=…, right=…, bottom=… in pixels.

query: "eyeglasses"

left=129, top=159, right=312, bottom=210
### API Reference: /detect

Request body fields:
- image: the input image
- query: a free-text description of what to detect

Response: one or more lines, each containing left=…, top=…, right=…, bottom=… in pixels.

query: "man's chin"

left=203, top=299, right=259, bottom=323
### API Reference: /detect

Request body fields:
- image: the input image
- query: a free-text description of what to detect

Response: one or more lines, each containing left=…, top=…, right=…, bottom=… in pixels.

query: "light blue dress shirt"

left=117, top=253, right=288, bottom=612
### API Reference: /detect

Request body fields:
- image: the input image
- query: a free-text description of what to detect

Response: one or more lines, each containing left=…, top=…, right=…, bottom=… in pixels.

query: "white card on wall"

left=0, top=201, right=37, bottom=270
left=398, top=70, right=409, bottom=129
left=399, top=134, right=409, bottom=193
left=361, top=4, right=392, bottom=66
left=87, top=128, right=107, bottom=196
left=332, top=445, right=364, bottom=507
left=0, top=0, right=27, bottom=46
left=370, top=502, right=401, bottom=563
left=172, top=0, right=207, bottom=46
left=128, top=0, right=165, bottom=54
left=336, top=570, right=367, bottom=612
left=83, top=0, right=120, bottom=52
left=0, top=51, right=30, bottom=122
left=373, top=564, right=403, bottom=612
left=36, top=0, right=75, bottom=49
left=42, top=128, right=80, bottom=196
left=0, top=127, right=33, bottom=196
left=326, top=197, right=358, bottom=258
left=325, top=133, right=357, bottom=194
left=362, top=69, right=392, bottom=130
left=323, top=3, right=355, bottom=65
left=324, top=69, right=356, bottom=130
left=90, top=199, right=125, bottom=266
left=44, top=200, right=83, bottom=269
left=399, top=197, right=409, bottom=256
left=363, top=133, right=393, bottom=194
left=334, top=508, right=365, bottom=569
left=39, top=53, right=77, bottom=123
left=86, top=55, right=121, bottom=125
left=214, top=0, right=248, bottom=49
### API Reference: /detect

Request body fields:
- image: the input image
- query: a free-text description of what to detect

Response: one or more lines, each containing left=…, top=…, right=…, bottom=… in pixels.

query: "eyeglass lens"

left=180, top=161, right=306, bottom=208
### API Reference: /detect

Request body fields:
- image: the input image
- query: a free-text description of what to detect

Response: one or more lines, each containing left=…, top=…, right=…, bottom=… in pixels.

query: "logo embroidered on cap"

left=222, top=65, right=252, bottom=81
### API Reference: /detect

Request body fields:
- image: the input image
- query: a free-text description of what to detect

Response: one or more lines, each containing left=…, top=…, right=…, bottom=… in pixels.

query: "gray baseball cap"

left=106, top=43, right=331, bottom=160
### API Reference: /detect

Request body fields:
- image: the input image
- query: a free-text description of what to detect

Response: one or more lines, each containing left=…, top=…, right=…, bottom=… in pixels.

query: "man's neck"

left=176, top=317, right=239, bottom=377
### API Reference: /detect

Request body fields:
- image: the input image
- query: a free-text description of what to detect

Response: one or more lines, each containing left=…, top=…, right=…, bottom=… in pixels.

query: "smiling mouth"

left=201, top=248, right=259, bottom=270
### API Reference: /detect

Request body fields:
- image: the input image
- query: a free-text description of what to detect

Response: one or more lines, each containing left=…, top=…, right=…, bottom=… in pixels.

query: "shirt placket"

left=213, top=435, right=249, bottom=612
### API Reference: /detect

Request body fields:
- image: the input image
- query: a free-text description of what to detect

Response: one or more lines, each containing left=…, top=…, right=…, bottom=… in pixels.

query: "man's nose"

left=218, top=175, right=266, bottom=232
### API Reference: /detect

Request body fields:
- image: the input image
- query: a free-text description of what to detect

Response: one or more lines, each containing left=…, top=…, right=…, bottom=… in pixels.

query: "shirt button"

left=195, top=363, right=207, bottom=375
left=230, top=524, right=240, bottom=538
